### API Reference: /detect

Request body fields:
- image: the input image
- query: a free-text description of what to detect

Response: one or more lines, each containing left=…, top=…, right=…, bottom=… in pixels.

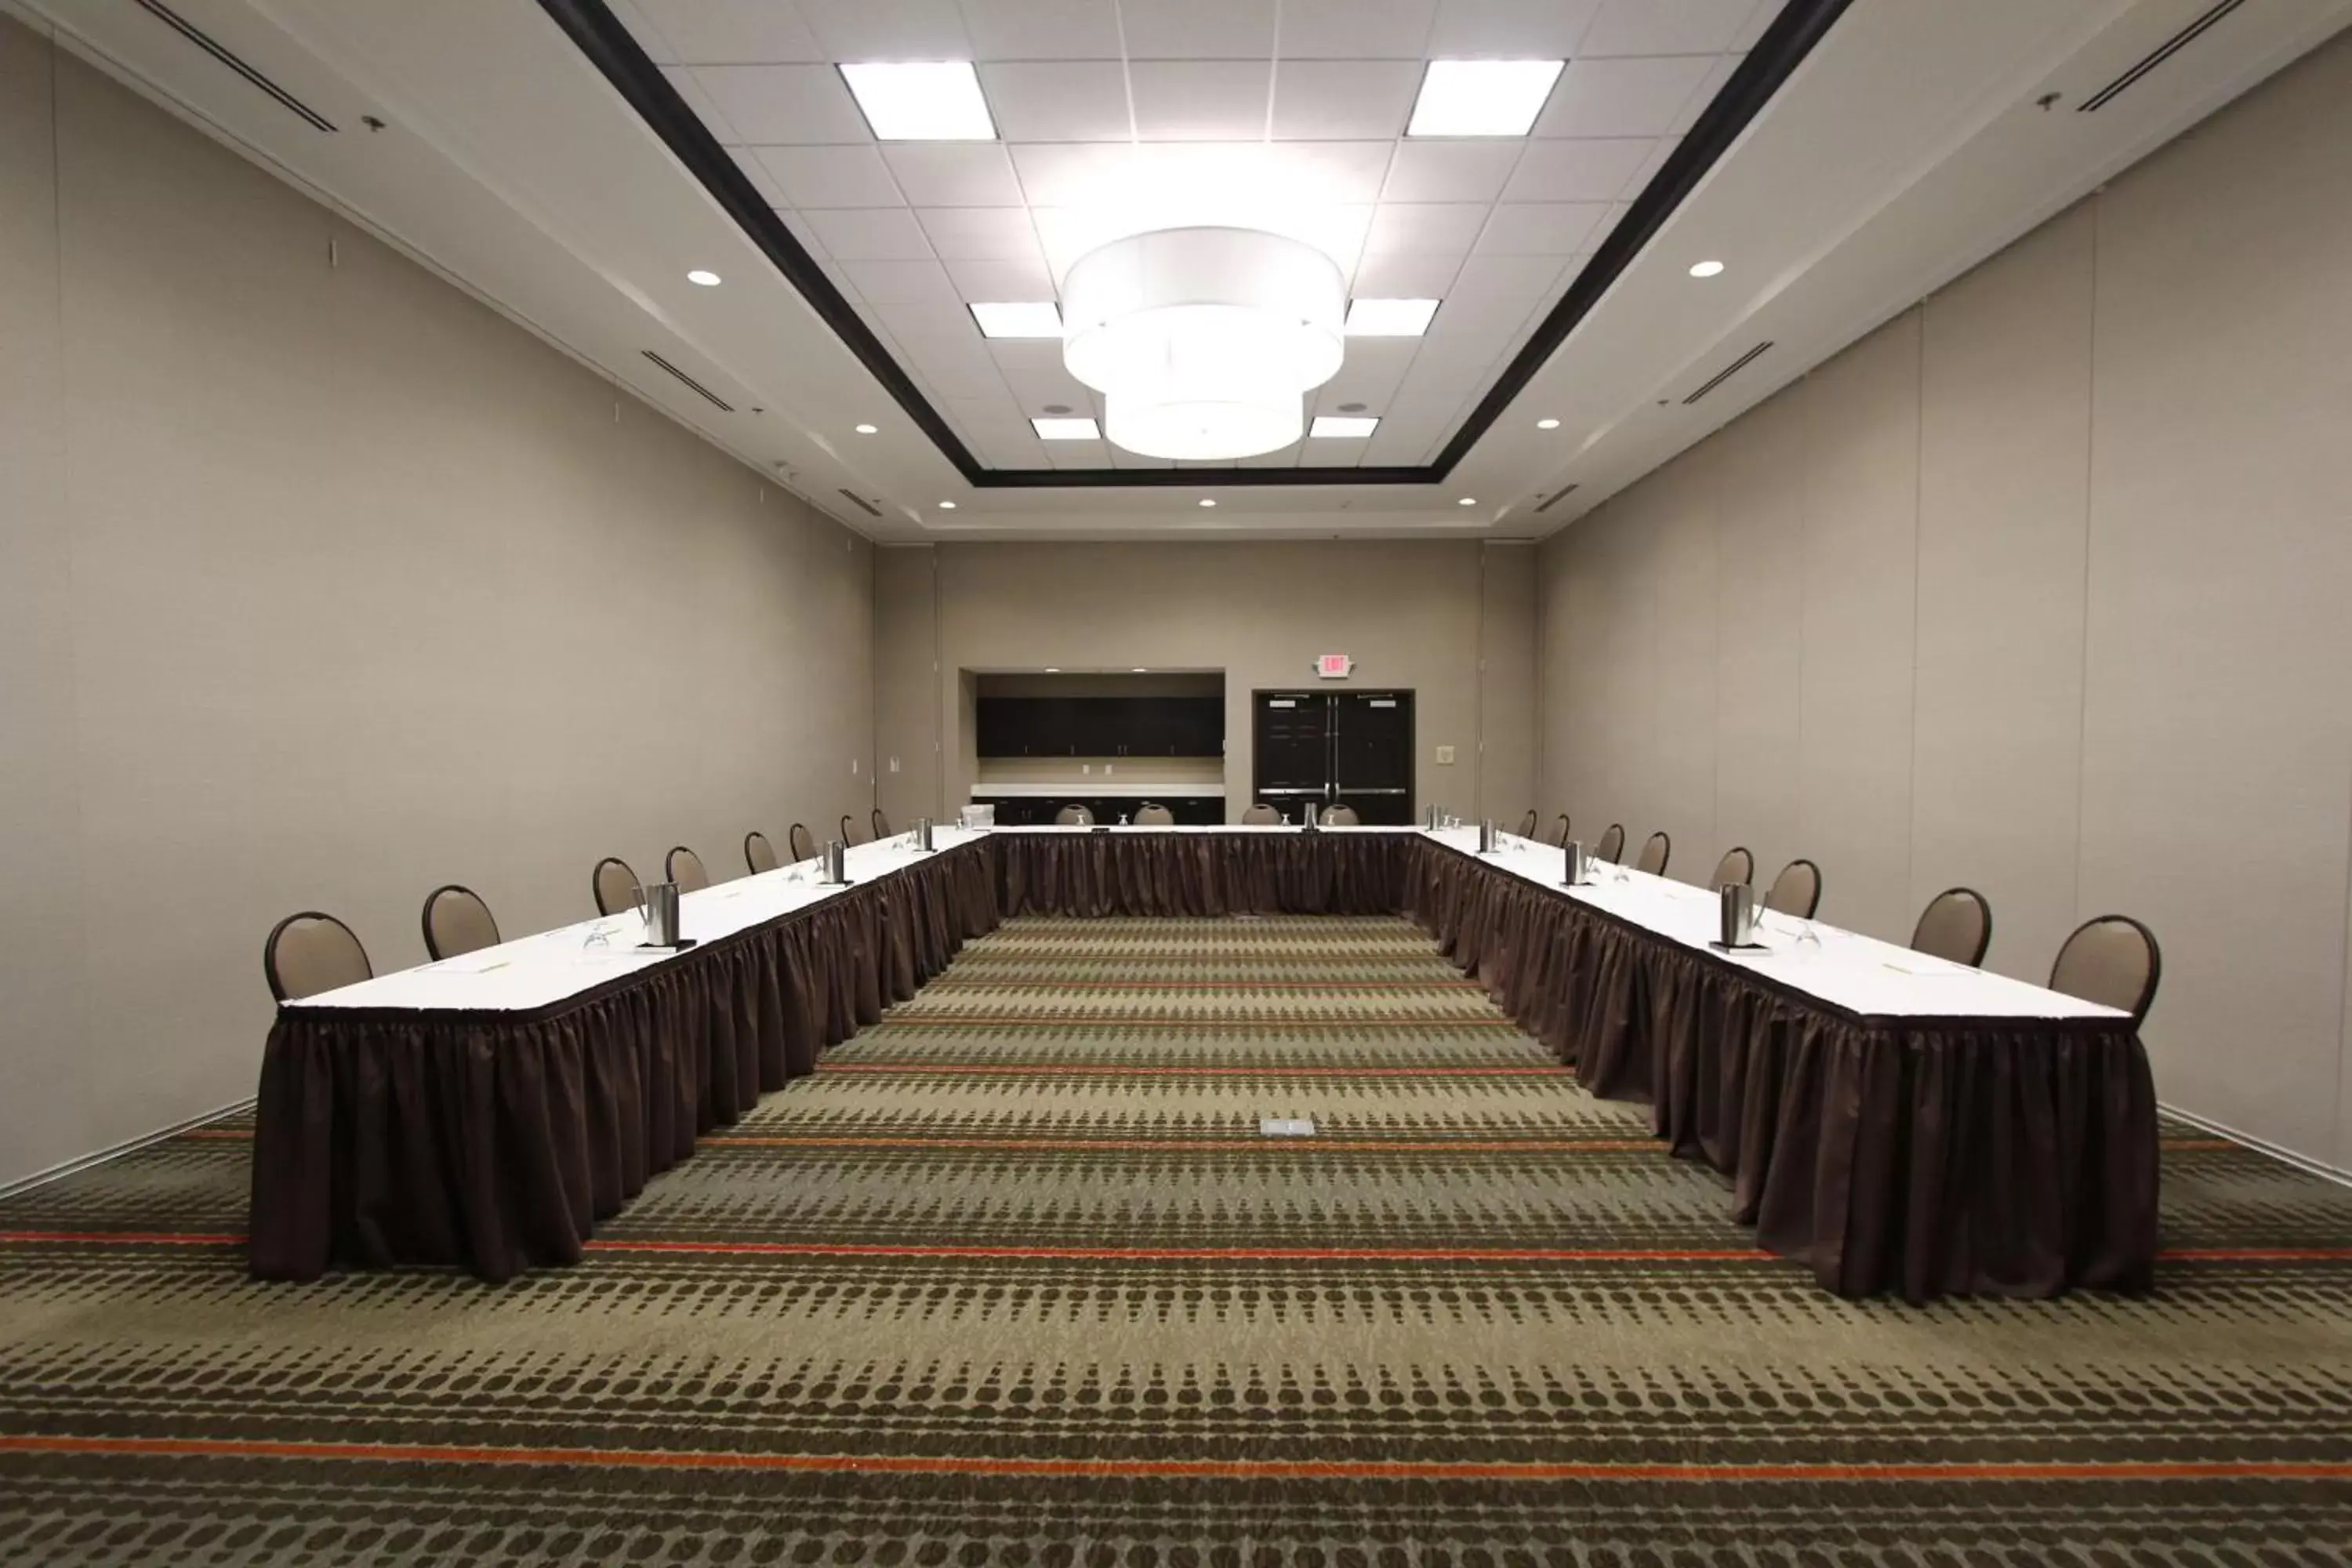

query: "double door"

left=1251, top=690, right=1414, bottom=826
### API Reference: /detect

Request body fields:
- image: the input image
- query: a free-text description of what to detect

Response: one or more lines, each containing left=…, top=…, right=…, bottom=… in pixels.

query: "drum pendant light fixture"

left=1061, top=227, right=1346, bottom=461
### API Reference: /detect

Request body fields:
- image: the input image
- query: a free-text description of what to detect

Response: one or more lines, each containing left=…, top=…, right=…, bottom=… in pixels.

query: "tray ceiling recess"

left=539, top=0, right=1849, bottom=489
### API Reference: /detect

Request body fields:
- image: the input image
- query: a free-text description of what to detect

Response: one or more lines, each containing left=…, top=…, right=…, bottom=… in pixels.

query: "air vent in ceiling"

left=132, top=0, right=336, bottom=132
left=1682, top=342, right=1773, bottom=406
left=2078, top=0, right=2246, bottom=112
left=640, top=350, right=733, bottom=412
left=835, top=489, right=884, bottom=518
left=1534, top=484, right=1581, bottom=514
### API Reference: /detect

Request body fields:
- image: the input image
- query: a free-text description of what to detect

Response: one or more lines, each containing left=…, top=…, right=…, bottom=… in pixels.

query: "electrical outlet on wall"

left=1436, top=746, right=1456, bottom=765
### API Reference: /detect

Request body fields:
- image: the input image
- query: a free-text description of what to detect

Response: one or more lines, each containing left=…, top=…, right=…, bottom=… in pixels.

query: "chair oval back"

left=1763, top=858, right=1822, bottom=919
left=840, top=814, right=859, bottom=846
left=1321, top=804, right=1360, bottom=826
left=1635, top=831, right=1671, bottom=877
left=264, top=911, right=372, bottom=1003
left=1054, top=804, right=1096, bottom=826
left=592, top=856, right=641, bottom=917
left=1133, top=804, right=1175, bottom=826
left=1515, top=809, right=1538, bottom=838
left=744, top=831, right=779, bottom=875
left=1910, top=887, right=1992, bottom=968
left=872, top=808, right=892, bottom=840
left=1552, top=813, right=1570, bottom=848
left=788, top=823, right=817, bottom=862
left=421, top=884, right=500, bottom=963
left=666, top=845, right=710, bottom=893
left=2050, top=914, right=2161, bottom=1025
left=1241, top=803, right=1281, bottom=825
left=1708, top=847, right=1754, bottom=892
left=1594, top=823, right=1626, bottom=863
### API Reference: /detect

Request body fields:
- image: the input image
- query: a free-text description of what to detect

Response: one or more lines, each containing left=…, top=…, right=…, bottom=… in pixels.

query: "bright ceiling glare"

left=1345, top=298, right=1439, bottom=338
left=970, top=301, right=1063, bottom=339
left=839, top=62, right=997, bottom=142
left=1309, top=415, right=1379, bottom=439
left=686, top=269, right=721, bottom=287
left=1032, top=416, right=1102, bottom=440
left=938, top=500, right=957, bottom=510
left=1406, top=60, right=1564, bottom=138
left=854, top=423, right=878, bottom=434
left=1198, top=499, right=1218, bottom=508
left=1689, top=260, right=1726, bottom=278
left=1537, top=418, right=1561, bottom=430
left=1458, top=497, right=1478, bottom=506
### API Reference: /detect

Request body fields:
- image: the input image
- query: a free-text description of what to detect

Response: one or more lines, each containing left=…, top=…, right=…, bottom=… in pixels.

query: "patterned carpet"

left=3, top=914, right=2351, bottom=1564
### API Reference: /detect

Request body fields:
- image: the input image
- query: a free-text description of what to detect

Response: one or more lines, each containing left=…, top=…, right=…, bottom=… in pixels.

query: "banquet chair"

left=1762, top=858, right=1822, bottom=919
left=1241, top=803, right=1281, bottom=825
left=1321, top=804, right=1360, bottom=826
left=744, top=831, right=779, bottom=875
left=1516, top=809, right=1538, bottom=837
left=263, top=911, right=372, bottom=1004
left=872, top=808, right=892, bottom=840
left=1134, top=804, right=1175, bottom=826
left=1594, top=823, right=1626, bottom=863
left=1055, top=804, right=1095, bottom=826
left=1708, top=847, right=1754, bottom=892
left=592, top=856, right=641, bottom=917
left=420, top=884, right=501, bottom=962
left=1552, top=813, right=1570, bottom=848
left=1635, top=831, right=1671, bottom=877
left=840, top=815, right=861, bottom=846
left=2050, top=914, right=2161, bottom=1026
left=666, top=844, right=710, bottom=893
left=788, top=823, right=817, bottom=862
left=1911, top=887, right=1992, bottom=968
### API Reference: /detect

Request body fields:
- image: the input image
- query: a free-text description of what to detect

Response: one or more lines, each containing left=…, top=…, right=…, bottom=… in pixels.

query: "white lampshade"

left=1062, top=227, right=1345, bottom=461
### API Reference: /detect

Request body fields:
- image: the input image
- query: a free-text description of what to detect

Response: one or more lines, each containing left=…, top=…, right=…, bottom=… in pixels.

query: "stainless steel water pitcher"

left=1719, top=882, right=1759, bottom=947
left=822, top=839, right=849, bottom=884
left=916, top=817, right=935, bottom=851
left=637, top=880, right=681, bottom=946
left=1478, top=818, right=1497, bottom=853
left=1423, top=804, right=1439, bottom=830
left=1563, top=840, right=1588, bottom=887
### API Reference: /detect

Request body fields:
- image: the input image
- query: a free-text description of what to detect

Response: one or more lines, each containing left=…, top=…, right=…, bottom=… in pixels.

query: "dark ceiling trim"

left=539, top=0, right=1849, bottom=492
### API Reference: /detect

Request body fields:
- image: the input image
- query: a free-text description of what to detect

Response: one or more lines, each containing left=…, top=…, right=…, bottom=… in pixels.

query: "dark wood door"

left=1253, top=690, right=1414, bottom=824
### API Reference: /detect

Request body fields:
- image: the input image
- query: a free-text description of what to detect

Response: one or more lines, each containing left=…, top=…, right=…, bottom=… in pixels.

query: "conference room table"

left=249, top=824, right=2156, bottom=1301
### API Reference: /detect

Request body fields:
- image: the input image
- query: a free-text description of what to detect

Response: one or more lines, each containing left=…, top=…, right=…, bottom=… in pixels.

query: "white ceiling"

left=617, top=0, right=1765, bottom=472
left=9, top=0, right=2350, bottom=541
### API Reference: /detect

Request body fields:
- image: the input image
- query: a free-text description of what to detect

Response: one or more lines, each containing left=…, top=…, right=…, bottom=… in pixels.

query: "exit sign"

left=1316, top=654, right=1353, bottom=679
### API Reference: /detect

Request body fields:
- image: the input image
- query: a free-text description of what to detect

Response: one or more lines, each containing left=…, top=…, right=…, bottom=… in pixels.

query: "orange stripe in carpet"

left=700, top=1136, right=1664, bottom=1152
left=813, top=1064, right=1562, bottom=1076
left=0, top=1232, right=245, bottom=1247
left=865, top=1016, right=1523, bottom=1028
left=1, top=1435, right=2347, bottom=1484
left=579, top=1241, right=1778, bottom=1262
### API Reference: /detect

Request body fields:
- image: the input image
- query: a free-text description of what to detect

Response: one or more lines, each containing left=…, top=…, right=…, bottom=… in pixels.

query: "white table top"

left=292, top=825, right=2120, bottom=1025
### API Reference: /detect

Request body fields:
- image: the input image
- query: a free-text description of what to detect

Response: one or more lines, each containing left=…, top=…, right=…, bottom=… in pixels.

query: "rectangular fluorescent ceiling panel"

left=1345, top=298, right=1439, bottom=337
left=1031, top=416, right=1101, bottom=440
left=1308, top=415, right=1379, bottom=438
left=971, top=302, right=1064, bottom=339
left=1406, top=60, right=1564, bottom=137
left=840, top=62, right=998, bottom=141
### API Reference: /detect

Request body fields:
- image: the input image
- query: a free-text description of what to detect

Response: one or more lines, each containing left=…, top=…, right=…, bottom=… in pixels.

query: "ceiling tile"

left=1670, top=55, right=1740, bottom=134
left=1535, top=56, right=1715, bottom=139
left=1426, top=0, right=1603, bottom=56
left=757, top=144, right=906, bottom=208
left=1315, top=336, right=1419, bottom=408
left=1271, top=61, right=1421, bottom=141
left=606, top=1, right=677, bottom=64
left=978, top=62, right=1134, bottom=143
left=663, top=67, right=740, bottom=142
left=1622, top=136, right=1681, bottom=198
left=1117, top=0, right=1279, bottom=58
left=631, top=0, right=824, bottom=63
left=994, top=356, right=1094, bottom=412
left=1580, top=0, right=1759, bottom=56
left=1443, top=253, right=1566, bottom=321
left=1348, top=251, right=1464, bottom=299
left=1131, top=61, right=1273, bottom=141
left=1474, top=201, right=1609, bottom=256
left=1258, top=143, right=1399, bottom=205
left=837, top=258, right=965, bottom=307
left=693, top=65, right=869, bottom=143
left=1379, top=141, right=1523, bottom=204
left=794, top=0, right=975, bottom=60
left=942, top=254, right=1058, bottom=300
left=725, top=147, right=786, bottom=204
left=778, top=208, right=829, bottom=260
left=1047, top=438, right=1117, bottom=470
left=1276, top=0, right=1438, bottom=59
left=1029, top=206, right=1145, bottom=277
left=1501, top=137, right=1653, bottom=201
left=804, top=207, right=938, bottom=260
left=915, top=206, right=1046, bottom=261
left=1361, top=202, right=1488, bottom=258
left=1007, top=142, right=1137, bottom=206
left=958, top=1, right=1127, bottom=60
left=881, top=143, right=1025, bottom=206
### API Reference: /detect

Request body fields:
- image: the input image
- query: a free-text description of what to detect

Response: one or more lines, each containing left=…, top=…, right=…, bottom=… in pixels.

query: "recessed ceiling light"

left=1310, top=415, right=1380, bottom=438
left=1458, top=497, right=1478, bottom=506
left=970, top=301, right=1064, bottom=339
left=1044, top=667, right=1061, bottom=673
left=1689, top=260, right=1726, bottom=278
left=1032, top=416, right=1100, bottom=440
left=1131, top=667, right=1149, bottom=673
left=839, top=62, right=997, bottom=142
left=938, top=500, right=957, bottom=510
left=1407, top=60, right=1564, bottom=138
left=1537, top=418, right=1561, bottom=430
left=686, top=269, right=721, bottom=287
left=1198, top=499, right=1217, bottom=508
left=855, top=423, right=878, bottom=434
left=1345, top=298, right=1439, bottom=337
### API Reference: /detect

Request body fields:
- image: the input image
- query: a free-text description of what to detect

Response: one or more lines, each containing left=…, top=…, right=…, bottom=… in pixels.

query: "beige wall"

left=0, top=20, right=875, bottom=1187
left=1536, top=33, right=2352, bottom=1171
left=874, top=540, right=1538, bottom=824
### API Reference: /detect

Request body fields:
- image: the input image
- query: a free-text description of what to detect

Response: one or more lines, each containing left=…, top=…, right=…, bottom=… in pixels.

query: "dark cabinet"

left=976, top=696, right=1223, bottom=758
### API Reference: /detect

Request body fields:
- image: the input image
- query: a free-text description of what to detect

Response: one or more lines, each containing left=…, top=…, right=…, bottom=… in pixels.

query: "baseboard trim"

left=0, top=1098, right=255, bottom=1203
left=2162, top=1100, right=2352, bottom=1191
